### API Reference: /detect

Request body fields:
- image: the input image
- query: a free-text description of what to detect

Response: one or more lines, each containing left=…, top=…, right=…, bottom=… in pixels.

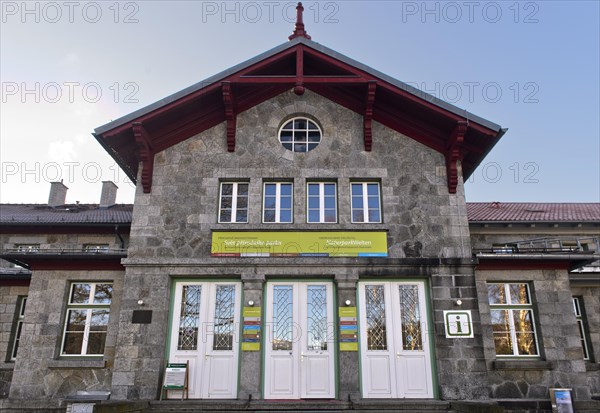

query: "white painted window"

left=218, top=182, right=249, bottom=223
left=61, top=283, right=112, bottom=356
left=307, top=182, right=337, bottom=223
left=83, top=244, right=109, bottom=253
left=10, top=296, right=27, bottom=360
left=15, top=244, right=39, bottom=252
left=279, top=118, right=321, bottom=152
left=573, top=297, right=590, bottom=360
left=263, top=182, right=293, bottom=223
left=487, top=283, right=539, bottom=356
left=351, top=182, right=382, bottom=223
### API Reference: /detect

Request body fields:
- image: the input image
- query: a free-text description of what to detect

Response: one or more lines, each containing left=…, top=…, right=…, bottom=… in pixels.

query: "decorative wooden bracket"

left=222, top=82, right=236, bottom=152
left=132, top=122, right=154, bottom=193
left=294, top=46, right=305, bottom=95
left=364, top=81, right=377, bottom=151
left=445, top=121, right=468, bottom=194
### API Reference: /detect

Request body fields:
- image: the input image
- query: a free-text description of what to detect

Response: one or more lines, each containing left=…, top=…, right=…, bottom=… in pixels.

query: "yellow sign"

left=241, top=342, right=260, bottom=351
left=243, top=307, right=261, bottom=317
left=340, top=342, right=358, bottom=351
left=212, top=232, right=387, bottom=257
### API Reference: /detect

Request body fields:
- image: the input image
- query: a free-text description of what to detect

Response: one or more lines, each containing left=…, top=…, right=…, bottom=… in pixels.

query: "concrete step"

left=146, top=399, right=452, bottom=412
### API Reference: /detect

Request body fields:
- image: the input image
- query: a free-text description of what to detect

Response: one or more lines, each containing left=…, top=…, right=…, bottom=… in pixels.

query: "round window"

left=278, top=117, right=321, bottom=152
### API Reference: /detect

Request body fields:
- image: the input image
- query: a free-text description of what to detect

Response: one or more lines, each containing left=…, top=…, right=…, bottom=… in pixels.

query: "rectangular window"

left=263, top=182, right=293, bottom=223
left=351, top=182, right=382, bottom=223
left=218, top=182, right=249, bottom=223
left=61, top=283, right=113, bottom=356
left=488, top=283, right=539, bottom=357
left=307, top=182, right=337, bottom=223
left=15, top=244, right=39, bottom=252
left=573, top=297, right=590, bottom=360
left=10, top=296, right=27, bottom=361
left=83, top=244, right=109, bottom=253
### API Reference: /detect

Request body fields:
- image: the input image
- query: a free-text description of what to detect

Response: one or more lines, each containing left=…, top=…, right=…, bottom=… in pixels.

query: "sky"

left=1, top=1, right=599, bottom=205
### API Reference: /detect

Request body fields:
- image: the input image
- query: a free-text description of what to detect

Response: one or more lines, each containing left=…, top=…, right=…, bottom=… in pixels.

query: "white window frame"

left=83, top=244, right=109, bottom=253
left=306, top=182, right=337, bottom=223
left=350, top=182, right=382, bottom=223
left=10, top=296, right=27, bottom=361
left=488, top=282, right=540, bottom=357
left=262, top=182, right=293, bottom=223
left=16, top=244, right=39, bottom=252
left=60, top=282, right=112, bottom=357
left=278, top=117, right=322, bottom=153
left=218, top=182, right=249, bottom=224
left=573, top=297, right=590, bottom=360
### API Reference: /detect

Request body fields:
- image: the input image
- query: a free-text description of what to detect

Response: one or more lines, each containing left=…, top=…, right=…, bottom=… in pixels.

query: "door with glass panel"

left=358, top=282, right=433, bottom=398
left=168, top=282, right=241, bottom=399
left=264, top=282, right=335, bottom=399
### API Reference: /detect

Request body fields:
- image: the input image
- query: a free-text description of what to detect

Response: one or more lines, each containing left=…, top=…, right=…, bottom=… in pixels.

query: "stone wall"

left=8, top=269, right=123, bottom=399
left=0, top=285, right=29, bottom=398
left=475, top=269, right=591, bottom=399
left=1, top=233, right=127, bottom=251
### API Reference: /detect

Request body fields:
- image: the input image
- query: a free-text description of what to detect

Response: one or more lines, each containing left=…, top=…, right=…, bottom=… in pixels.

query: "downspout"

left=115, top=225, right=125, bottom=249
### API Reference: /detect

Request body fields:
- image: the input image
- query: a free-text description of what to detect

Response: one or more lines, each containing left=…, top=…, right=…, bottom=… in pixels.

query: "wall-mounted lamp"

left=455, top=299, right=463, bottom=306
left=137, top=299, right=144, bottom=306
left=247, top=300, right=255, bottom=307
left=345, top=300, right=352, bottom=306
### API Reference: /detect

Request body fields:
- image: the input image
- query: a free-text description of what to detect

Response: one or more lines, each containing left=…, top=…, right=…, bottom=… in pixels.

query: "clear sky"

left=1, top=1, right=599, bottom=205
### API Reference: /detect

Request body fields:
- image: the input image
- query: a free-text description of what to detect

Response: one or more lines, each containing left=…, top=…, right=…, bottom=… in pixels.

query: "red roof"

left=467, top=203, right=600, bottom=222
left=0, top=204, right=133, bottom=225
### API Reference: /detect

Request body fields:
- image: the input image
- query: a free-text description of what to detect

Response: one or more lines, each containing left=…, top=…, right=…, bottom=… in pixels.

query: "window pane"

left=87, top=332, right=107, bottom=355
left=352, top=210, right=364, bottom=222
left=280, top=197, right=292, bottom=209
left=307, top=143, right=318, bottom=151
left=324, top=210, right=337, bottom=222
left=351, top=184, right=362, bottom=196
left=367, top=196, right=380, bottom=209
left=324, top=197, right=336, bottom=209
left=236, top=211, right=248, bottom=223
left=399, top=285, right=422, bottom=351
left=71, top=284, right=91, bottom=304
left=367, top=184, right=379, bottom=196
left=237, top=184, right=249, bottom=195
left=220, top=197, right=232, bottom=209
left=487, top=284, right=506, bottom=304
left=265, top=184, right=276, bottom=196
left=66, top=309, right=87, bottom=331
left=220, top=210, right=232, bottom=223
left=294, top=131, right=307, bottom=142
left=93, top=284, right=112, bottom=304
left=308, top=121, right=319, bottom=130
left=282, top=120, right=294, bottom=130
left=512, top=309, right=535, bottom=332
left=283, top=143, right=292, bottom=150
left=365, top=285, right=387, bottom=350
left=307, top=286, right=328, bottom=350
left=491, top=309, right=512, bottom=355
left=368, top=210, right=381, bottom=222
left=264, top=196, right=276, bottom=209
left=90, top=310, right=110, bottom=330
left=308, top=184, right=319, bottom=195
left=515, top=332, right=537, bottom=355
left=213, top=285, right=235, bottom=351
left=294, top=143, right=306, bottom=152
left=62, top=332, right=84, bottom=355
left=323, top=184, right=336, bottom=196
left=308, top=210, right=320, bottom=223
left=308, top=197, right=319, bottom=209
left=308, top=132, right=320, bottom=142
left=221, top=184, right=233, bottom=196
left=509, top=284, right=530, bottom=304
left=493, top=331, right=513, bottom=355
left=264, top=210, right=276, bottom=222
left=280, top=184, right=292, bottom=196
left=273, top=286, right=293, bottom=351
left=294, top=119, right=307, bottom=129
left=178, top=285, right=201, bottom=351
left=352, top=196, right=363, bottom=209
left=280, top=210, right=292, bottom=223
left=280, top=131, right=292, bottom=142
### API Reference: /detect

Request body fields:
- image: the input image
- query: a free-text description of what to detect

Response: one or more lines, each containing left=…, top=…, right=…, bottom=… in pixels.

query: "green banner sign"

left=211, top=231, right=387, bottom=257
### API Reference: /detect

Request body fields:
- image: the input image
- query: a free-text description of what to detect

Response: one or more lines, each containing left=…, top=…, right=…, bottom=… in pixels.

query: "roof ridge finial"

left=289, top=2, right=311, bottom=40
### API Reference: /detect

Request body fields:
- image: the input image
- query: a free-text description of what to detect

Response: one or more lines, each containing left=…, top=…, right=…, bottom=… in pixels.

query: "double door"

left=168, top=282, right=241, bottom=399
left=358, top=281, right=433, bottom=398
left=264, top=282, right=335, bottom=399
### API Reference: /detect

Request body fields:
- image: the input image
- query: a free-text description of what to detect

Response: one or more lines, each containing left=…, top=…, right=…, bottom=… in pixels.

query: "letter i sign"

left=443, top=310, right=474, bottom=338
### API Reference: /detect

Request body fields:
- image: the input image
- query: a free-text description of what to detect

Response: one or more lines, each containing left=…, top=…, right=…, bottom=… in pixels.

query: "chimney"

left=48, top=181, right=68, bottom=207
left=99, top=181, right=118, bottom=208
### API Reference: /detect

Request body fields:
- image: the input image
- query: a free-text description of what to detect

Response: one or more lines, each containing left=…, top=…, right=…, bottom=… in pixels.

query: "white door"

left=264, top=282, right=335, bottom=399
left=168, top=282, right=241, bottom=399
left=358, top=281, right=433, bottom=398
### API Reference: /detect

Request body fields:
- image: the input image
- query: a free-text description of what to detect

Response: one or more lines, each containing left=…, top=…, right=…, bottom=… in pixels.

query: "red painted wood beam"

left=222, top=82, right=237, bottom=152
left=236, top=76, right=367, bottom=84
left=445, top=121, right=468, bottom=194
left=294, top=45, right=305, bottom=95
left=230, top=48, right=297, bottom=80
left=132, top=122, right=154, bottom=193
left=364, top=81, right=377, bottom=151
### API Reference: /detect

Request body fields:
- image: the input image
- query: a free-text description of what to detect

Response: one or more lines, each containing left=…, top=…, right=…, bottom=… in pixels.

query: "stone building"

left=1, top=6, right=598, bottom=412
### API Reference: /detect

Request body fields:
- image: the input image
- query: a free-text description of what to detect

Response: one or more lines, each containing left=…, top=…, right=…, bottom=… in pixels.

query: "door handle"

left=396, top=352, right=400, bottom=359
left=301, top=352, right=305, bottom=362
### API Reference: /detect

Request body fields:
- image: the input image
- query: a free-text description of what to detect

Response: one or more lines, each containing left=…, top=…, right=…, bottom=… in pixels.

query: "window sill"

left=48, top=359, right=106, bottom=369
left=493, top=360, right=554, bottom=371
left=585, top=362, right=600, bottom=372
left=0, top=362, right=15, bottom=370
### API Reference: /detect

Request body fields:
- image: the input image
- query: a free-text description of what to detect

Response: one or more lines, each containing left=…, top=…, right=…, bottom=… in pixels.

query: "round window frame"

left=278, top=117, right=322, bottom=153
